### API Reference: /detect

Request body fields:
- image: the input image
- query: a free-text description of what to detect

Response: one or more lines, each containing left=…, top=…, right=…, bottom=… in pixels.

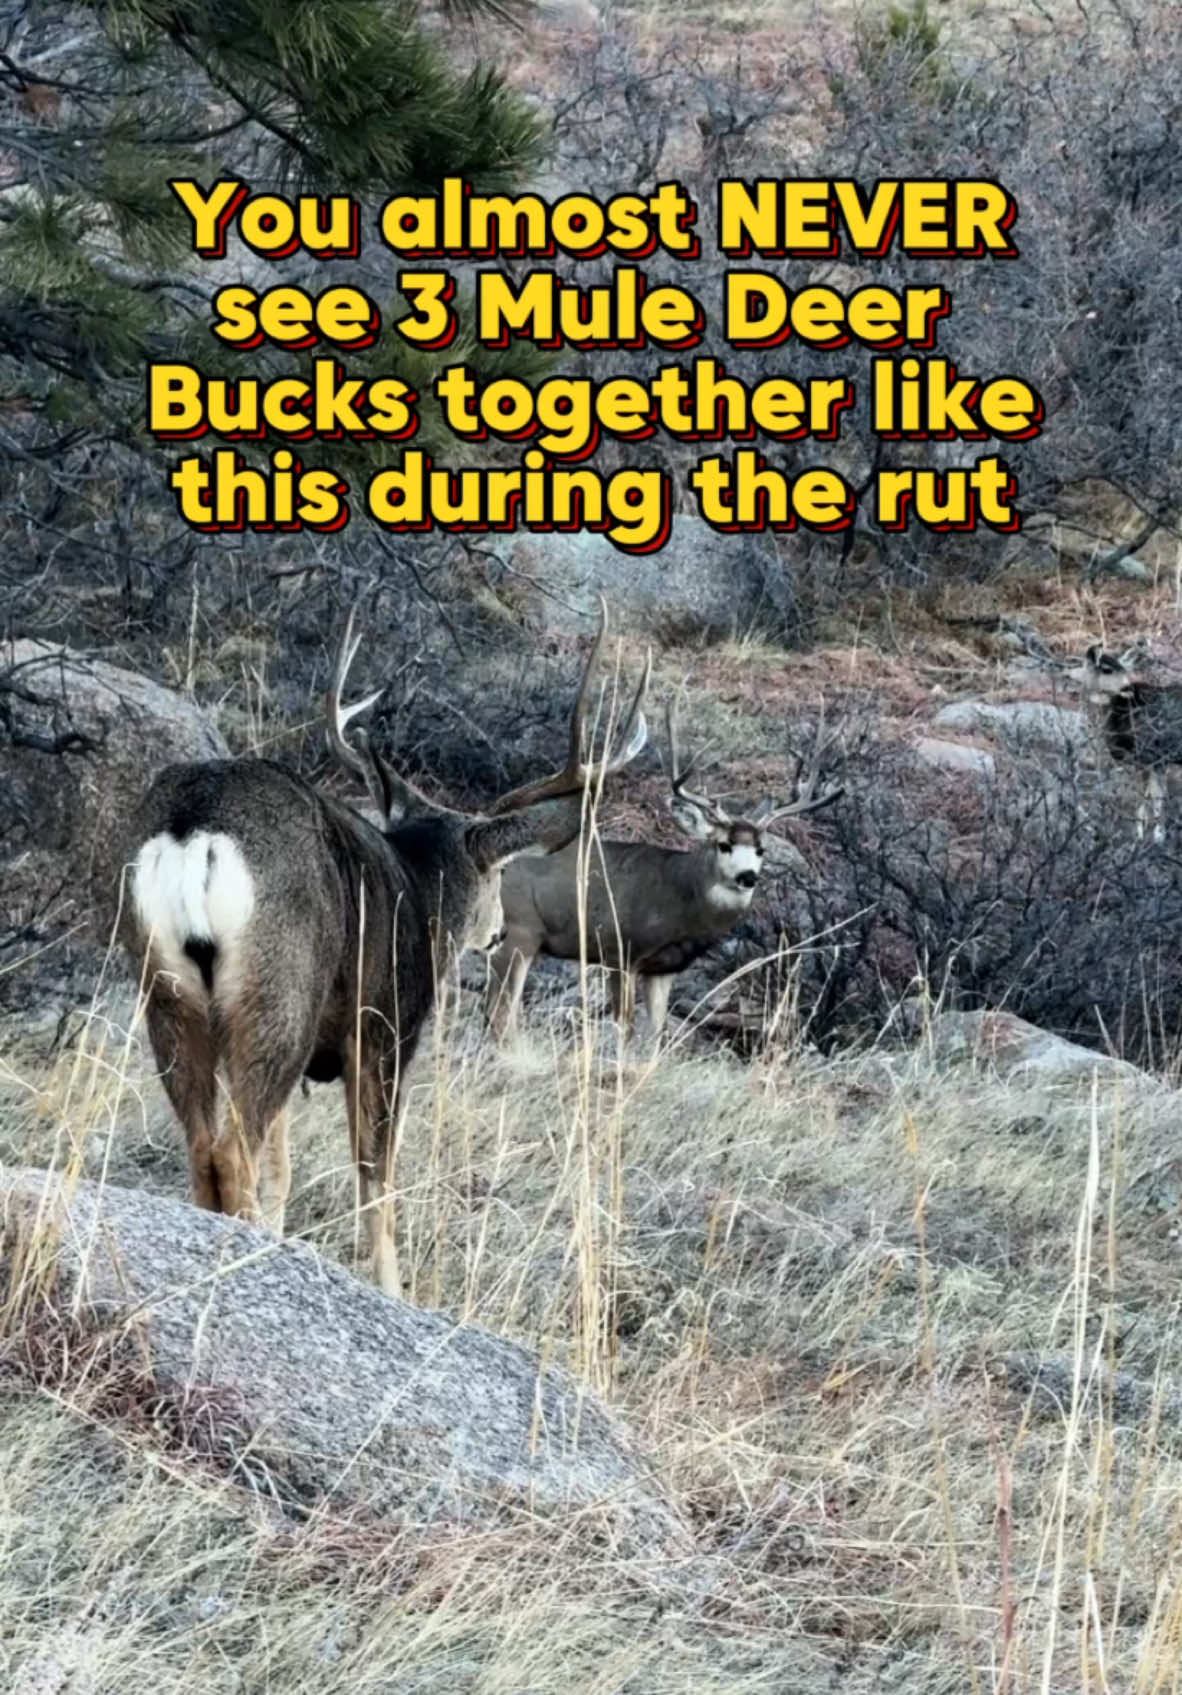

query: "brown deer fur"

left=487, top=698, right=842, bottom=1045
left=121, top=604, right=648, bottom=1294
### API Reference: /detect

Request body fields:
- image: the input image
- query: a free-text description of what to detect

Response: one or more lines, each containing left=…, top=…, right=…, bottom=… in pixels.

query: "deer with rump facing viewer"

left=121, top=598, right=650, bottom=1295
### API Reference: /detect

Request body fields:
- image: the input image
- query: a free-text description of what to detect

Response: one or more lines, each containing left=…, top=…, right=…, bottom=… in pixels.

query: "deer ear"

left=466, top=798, right=583, bottom=872
left=670, top=797, right=715, bottom=842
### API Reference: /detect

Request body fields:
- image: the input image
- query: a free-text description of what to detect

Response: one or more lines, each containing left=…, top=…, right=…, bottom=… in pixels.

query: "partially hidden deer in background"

left=122, top=599, right=650, bottom=1294
left=1069, top=643, right=1182, bottom=843
left=486, top=693, right=843, bottom=1047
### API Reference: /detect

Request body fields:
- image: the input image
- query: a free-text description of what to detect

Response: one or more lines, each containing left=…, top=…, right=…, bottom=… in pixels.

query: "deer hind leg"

left=255, top=1106, right=292, bottom=1236
left=215, top=1070, right=302, bottom=1229
left=1148, top=768, right=1167, bottom=844
left=206, top=1108, right=259, bottom=1223
left=145, top=989, right=220, bottom=1210
left=641, top=973, right=675, bottom=1050
left=608, top=967, right=637, bottom=1051
left=344, top=1038, right=406, bottom=1298
left=213, top=954, right=323, bottom=1230
left=218, top=1020, right=307, bottom=1231
left=485, top=934, right=534, bottom=1043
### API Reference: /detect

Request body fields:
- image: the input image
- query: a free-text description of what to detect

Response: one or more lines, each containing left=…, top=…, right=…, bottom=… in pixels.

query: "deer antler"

left=487, top=598, right=651, bottom=815
left=326, top=599, right=440, bottom=822
left=665, top=688, right=732, bottom=828
left=753, top=706, right=845, bottom=826
left=329, top=596, right=649, bottom=828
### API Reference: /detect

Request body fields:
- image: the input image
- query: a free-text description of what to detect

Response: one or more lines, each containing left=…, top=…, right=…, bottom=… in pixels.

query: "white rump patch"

left=131, top=831, right=255, bottom=1003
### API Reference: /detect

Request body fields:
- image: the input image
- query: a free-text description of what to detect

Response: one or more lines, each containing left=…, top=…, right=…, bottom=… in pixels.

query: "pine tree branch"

left=167, top=32, right=323, bottom=171
left=0, top=48, right=151, bottom=101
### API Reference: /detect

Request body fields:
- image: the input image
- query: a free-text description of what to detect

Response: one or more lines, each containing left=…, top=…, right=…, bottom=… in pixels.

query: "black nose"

left=737, top=871, right=757, bottom=890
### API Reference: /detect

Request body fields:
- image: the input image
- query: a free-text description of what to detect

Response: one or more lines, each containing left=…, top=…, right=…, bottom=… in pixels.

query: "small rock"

left=914, top=737, right=996, bottom=777
left=932, top=699, right=1091, bottom=751
left=920, top=1009, right=1152, bottom=1088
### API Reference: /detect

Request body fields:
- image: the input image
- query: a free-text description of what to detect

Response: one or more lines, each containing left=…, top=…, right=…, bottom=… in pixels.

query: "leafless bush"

left=4, top=2, right=1180, bottom=661
left=818, top=0, right=1182, bottom=582
left=536, top=2, right=1182, bottom=614
left=733, top=724, right=1182, bottom=1063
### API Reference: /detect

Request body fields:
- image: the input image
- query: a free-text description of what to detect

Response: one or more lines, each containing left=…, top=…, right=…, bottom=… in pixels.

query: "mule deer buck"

left=486, top=695, right=843, bottom=1046
left=122, top=600, right=650, bottom=1294
left=1068, top=644, right=1182, bottom=843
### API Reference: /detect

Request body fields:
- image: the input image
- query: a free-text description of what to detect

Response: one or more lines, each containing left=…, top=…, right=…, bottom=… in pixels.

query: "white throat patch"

left=708, top=883, right=756, bottom=912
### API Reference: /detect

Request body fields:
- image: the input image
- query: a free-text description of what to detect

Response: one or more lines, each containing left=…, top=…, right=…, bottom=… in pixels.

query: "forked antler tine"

left=328, top=605, right=376, bottom=724
left=664, top=693, right=682, bottom=783
left=337, top=687, right=383, bottom=731
left=795, top=703, right=848, bottom=797
left=488, top=603, right=650, bottom=815
left=754, top=707, right=847, bottom=827
left=812, top=701, right=828, bottom=760
left=325, top=601, right=379, bottom=782
left=813, top=705, right=845, bottom=769
left=563, top=605, right=651, bottom=776
left=665, top=685, right=697, bottom=785
left=796, top=701, right=839, bottom=784
left=607, top=645, right=652, bottom=772
left=794, top=716, right=825, bottom=804
left=756, top=784, right=845, bottom=827
left=566, top=598, right=650, bottom=781
left=567, top=595, right=610, bottom=770
left=665, top=687, right=731, bottom=825
left=326, top=598, right=439, bottom=820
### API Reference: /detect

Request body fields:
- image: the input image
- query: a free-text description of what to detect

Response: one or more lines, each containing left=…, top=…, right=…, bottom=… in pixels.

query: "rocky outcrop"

left=1, top=641, right=228, bottom=934
left=0, top=1168, right=685, bottom=1554
left=486, top=517, right=798, bottom=644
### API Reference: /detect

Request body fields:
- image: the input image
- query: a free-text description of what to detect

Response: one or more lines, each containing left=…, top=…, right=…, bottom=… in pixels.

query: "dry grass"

left=4, top=946, right=1182, bottom=1691
left=3, top=0, right=1177, bottom=1679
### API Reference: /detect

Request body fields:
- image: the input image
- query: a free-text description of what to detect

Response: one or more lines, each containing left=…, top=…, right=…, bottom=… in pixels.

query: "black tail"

left=182, top=937, right=217, bottom=993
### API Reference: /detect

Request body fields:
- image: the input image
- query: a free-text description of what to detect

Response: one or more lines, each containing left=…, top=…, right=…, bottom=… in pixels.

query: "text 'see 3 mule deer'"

left=122, top=601, right=650, bottom=1295
left=487, top=695, right=843, bottom=1047
left=1069, top=644, right=1182, bottom=844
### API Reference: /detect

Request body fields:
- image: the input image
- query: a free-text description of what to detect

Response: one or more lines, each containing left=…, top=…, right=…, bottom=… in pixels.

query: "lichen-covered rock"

left=0, top=1167, right=685, bottom=1554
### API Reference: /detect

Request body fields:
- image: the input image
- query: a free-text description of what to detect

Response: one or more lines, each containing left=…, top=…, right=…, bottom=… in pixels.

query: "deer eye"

left=719, top=842, right=732, bottom=854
